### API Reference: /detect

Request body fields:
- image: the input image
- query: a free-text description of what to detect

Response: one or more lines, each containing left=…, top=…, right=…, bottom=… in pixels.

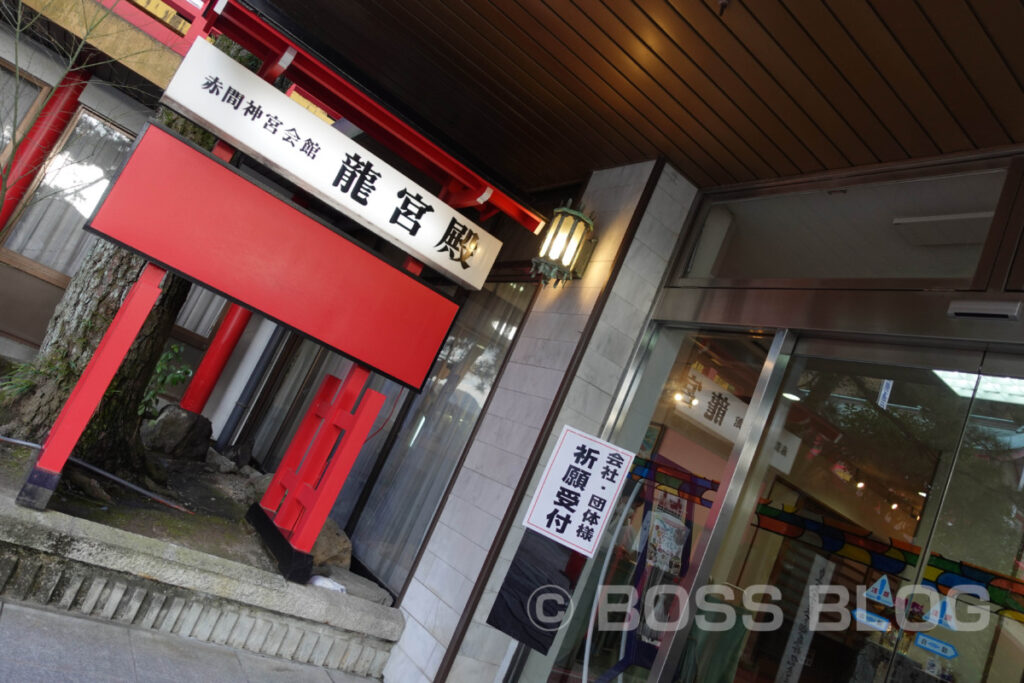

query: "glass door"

left=914, top=353, right=1024, bottom=683
left=521, top=328, right=781, bottom=682
left=683, top=340, right=1024, bottom=682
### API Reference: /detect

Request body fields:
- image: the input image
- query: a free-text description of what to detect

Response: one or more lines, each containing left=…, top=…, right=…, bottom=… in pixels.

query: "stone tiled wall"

left=382, top=160, right=652, bottom=683
left=449, top=164, right=698, bottom=683
left=383, top=161, right=698, bottom=683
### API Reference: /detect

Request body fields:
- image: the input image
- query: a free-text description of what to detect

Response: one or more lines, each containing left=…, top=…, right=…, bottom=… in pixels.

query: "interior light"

left=918, top=491, right=928, bottom=497
left=891, top=503, right=899, bottom=510
left=856, top=482, right=865, bottom=489
left=934, top=370, right=1024, bottom=406
left=673, top=392, right=684, bottom=402
left=691, top=398, right=699, bottom=407
left=782, top=392, right=801, bottom=402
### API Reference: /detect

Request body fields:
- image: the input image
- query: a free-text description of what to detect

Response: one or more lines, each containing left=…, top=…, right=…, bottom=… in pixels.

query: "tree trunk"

left=0, top=239, right=189, bottom=477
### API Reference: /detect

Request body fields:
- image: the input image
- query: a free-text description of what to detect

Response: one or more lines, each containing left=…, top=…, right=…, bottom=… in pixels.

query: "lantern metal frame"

left=530, top=204, right=597, bottom=287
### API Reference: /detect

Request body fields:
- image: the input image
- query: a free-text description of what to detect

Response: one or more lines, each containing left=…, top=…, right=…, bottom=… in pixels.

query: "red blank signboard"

left=89, top=125, right=458, bottom=389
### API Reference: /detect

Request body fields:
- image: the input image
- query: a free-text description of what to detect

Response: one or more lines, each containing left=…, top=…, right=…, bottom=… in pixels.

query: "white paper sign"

left=161, top=39, right=501, bottom=290
left=523, top=426, right=636, bottom=557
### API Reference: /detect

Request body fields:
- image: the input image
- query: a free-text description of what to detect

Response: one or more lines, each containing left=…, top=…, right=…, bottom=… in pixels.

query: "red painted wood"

left=94, top=0, right=200, bottom=56
left=43, top=0, right=542, bottom=233
left=402, top=256, right=424, bottom=276
left=0, top=70, right=89, bottom=232
left=36, top=264, right=166, bottom=473
left=211, top=140, right=236, bottom=162
left=288, top=385, right=384, bottom=552
left=212, top=0, right=545, bottom=233
left=273, top=365, right=373, bottom=534
left=259, top=368, right=385, bottom=553
left=89, top=125, right=457, bottom=389
left=259, top=374, right=341, bottom=514
left=179, top=304, right=252, bottom=412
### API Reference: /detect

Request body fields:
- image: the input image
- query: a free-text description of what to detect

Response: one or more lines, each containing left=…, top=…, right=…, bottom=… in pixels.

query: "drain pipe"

left=215, top=325, right=288, bottom=452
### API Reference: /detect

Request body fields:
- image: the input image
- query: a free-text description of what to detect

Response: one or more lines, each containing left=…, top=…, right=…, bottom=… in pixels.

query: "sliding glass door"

left=689, top=341, right=1024, bottom=682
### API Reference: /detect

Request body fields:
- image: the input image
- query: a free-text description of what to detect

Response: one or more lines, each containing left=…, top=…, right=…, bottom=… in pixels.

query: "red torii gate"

left=12, top=0, right=544, bottom=582
left=17, top=125, right=460, bottom=581
left=91, top=0, right=545, bottom=416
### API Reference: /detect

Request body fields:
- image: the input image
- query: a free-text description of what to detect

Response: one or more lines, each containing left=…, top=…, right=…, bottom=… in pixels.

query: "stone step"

left=0, top=493, right=403, bottom=680
left=0, top=542, right=393, bottom=678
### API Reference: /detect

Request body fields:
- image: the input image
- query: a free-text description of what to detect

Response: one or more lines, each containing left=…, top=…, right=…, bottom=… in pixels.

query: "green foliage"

left=0, top=357, right=77, bottom=403
left=0, top=363, right=39, bottom=401
left=157, top=34, right=287, bottom=152
left=159, top=106, right=217, bottom=151
left=139, top=344, right=192, bottom=418
left=211, top=34, right=261, bottom=72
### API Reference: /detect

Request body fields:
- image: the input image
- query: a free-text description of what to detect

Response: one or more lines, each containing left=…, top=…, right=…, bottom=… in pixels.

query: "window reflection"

left=3, top=110, right=133, bottom=275
left=0, top=64, right=42, bottom=153
left=349, top=281, right=535, bottom=593
left=522, top=330, right=772, bottom=682
left=701, top=353, right=1024, bottom=682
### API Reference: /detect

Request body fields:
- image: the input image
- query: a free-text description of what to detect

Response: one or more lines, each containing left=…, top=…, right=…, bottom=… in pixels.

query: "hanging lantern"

left=530, top=203, right=596, bottom=287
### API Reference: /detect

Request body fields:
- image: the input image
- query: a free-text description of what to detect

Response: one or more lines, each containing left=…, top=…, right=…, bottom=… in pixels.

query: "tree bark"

left=0, top=239, right=189, bottom=477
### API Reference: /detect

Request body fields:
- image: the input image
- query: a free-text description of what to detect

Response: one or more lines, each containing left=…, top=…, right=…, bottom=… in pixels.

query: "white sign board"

left=161, top=39, right=501, bottom=290
left=523, top=426, right=635, bottom=557
left=673, top=370, right=802, bottom=472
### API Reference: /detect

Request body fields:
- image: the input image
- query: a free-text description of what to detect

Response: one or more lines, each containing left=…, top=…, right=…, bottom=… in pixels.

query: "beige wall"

left=24, top=0, right=181, bottom=88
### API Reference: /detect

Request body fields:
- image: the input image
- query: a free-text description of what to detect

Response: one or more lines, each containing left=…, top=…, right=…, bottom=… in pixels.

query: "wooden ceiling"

left=247, top=0, right=1024, bottom=197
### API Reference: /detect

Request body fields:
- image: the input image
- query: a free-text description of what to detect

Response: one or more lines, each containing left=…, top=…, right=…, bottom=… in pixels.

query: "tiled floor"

left=0, top=601, right=375, bottom=682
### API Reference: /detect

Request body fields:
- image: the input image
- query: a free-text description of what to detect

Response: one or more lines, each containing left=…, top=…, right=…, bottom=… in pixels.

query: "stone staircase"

left=0, top=489, right=403, bottom=679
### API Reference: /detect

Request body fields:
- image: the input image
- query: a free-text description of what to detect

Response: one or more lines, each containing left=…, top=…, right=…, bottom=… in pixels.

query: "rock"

left=224, top=439, right=253, bottom=469
left=239, top=465, right=259, bottom=478
left=205, top=448, right=237, bottom=474
left=317, top=565, right=393, bottom=606
left=142, top=452, right=169, bottom=485
left=312, top=518, right=352, bottom=569
left=246, top=472, right=275, bottom=504
left=140, top=405, right=212, bottom=461
left=67, top=469, right=114, bottom=504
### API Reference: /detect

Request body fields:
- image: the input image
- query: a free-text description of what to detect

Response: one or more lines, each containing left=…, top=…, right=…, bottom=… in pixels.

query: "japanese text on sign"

left=162, top=39, right=501, bottom=290
left=523, top=426, right=636, bottom=557
left=673, top=368, right=802, bottom=474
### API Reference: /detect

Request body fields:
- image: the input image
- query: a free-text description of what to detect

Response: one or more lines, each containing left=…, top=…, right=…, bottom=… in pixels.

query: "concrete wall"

left=382, top=160, right=698, bottom=682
